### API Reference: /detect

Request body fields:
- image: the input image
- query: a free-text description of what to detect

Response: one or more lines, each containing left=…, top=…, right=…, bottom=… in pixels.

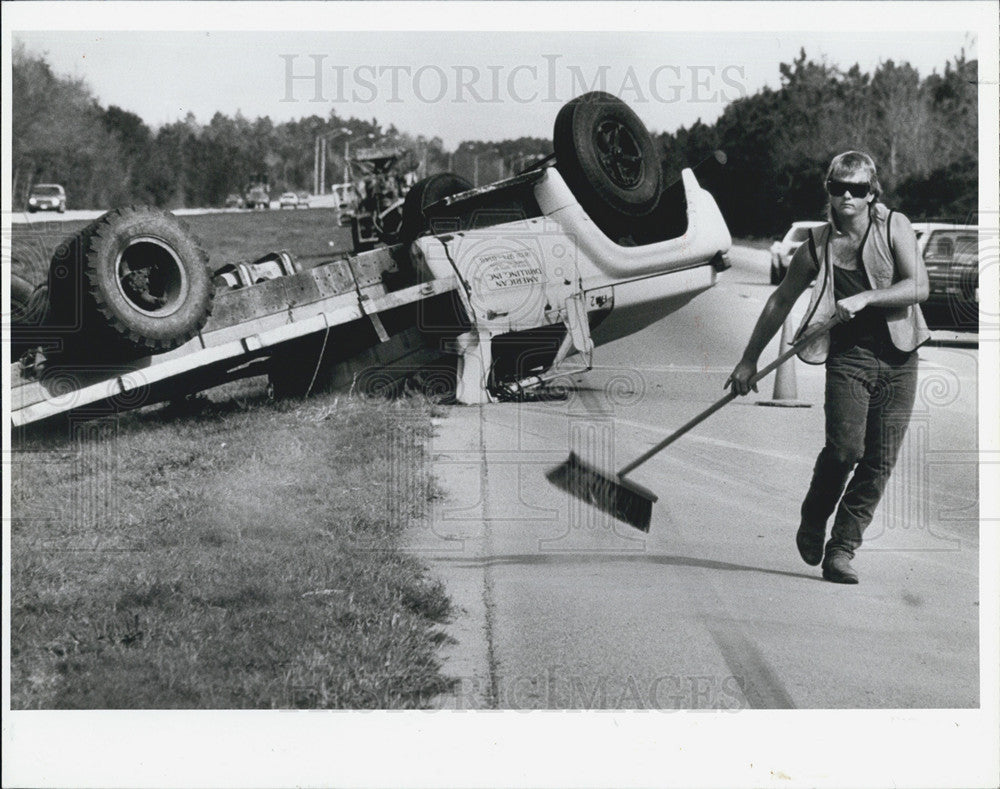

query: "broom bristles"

left=546, top=452, right=657, bottom=532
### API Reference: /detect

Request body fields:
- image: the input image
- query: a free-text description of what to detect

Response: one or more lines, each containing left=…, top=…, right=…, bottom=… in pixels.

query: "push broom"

left=546, top=316, right=841, bottom=532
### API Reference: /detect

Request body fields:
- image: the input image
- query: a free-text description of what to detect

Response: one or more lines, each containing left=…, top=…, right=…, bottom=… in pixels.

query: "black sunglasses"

left=827, top=179, right=871, bottom=198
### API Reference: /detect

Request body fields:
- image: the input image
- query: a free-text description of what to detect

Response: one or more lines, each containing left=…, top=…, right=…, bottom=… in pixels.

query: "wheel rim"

left=593, top=119, right=645, bottom=190
left=115, top=237, right=189, bottom=318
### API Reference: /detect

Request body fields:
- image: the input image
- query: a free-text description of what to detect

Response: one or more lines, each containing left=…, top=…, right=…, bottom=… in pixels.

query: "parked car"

left=279, top=192, right=299, bottom=209
left=296, top=191, right=311, bottom=208
left=27, top=184, right=66, bottom=213
left=225, top=193, right=245, bottom=209
left=914, top=222, right=978, bottom=330
left=769, top=220, right=825, bottom=284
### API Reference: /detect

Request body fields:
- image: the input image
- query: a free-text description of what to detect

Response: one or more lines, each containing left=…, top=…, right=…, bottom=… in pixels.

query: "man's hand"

left=725, top=359, right=758, bottom=396
left=835, top=292, right=872, bottom=322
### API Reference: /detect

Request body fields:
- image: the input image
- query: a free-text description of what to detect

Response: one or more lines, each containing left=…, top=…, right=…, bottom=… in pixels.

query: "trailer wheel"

left=47, top=206, right=213, bottom=355
left=398, top=173, right=474, bottom=243
left=554, top=91, right=662, bottom=219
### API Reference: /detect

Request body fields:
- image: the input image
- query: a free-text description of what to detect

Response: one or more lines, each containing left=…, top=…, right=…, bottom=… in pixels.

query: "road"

left=420, top=246, right=980, bottom=710
left=8, top=194, right=341, bottom=226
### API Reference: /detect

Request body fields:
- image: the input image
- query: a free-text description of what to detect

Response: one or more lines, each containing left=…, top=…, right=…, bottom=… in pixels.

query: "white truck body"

left=10, top=166, right=731, bottom=426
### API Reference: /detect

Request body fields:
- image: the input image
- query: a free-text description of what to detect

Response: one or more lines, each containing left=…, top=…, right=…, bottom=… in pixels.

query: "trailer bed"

left=10, top=247, right=459, bottom=426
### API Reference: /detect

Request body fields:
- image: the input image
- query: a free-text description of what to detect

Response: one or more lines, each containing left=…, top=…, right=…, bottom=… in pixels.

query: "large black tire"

left=397, top=173, right=474, bottom=244
left=46, top=206, right=213, bottom=356
left=554, top=91, right=662, bottom=220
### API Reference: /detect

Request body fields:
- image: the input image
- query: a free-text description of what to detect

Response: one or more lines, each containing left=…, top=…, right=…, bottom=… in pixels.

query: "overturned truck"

left=9, top=93, right=732, bottom=427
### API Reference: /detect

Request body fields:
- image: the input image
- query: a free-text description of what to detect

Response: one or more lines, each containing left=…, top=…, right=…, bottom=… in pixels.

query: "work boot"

left=795, top=521, right=825, bottom=566
left=822, top=551, right=859, bottom=584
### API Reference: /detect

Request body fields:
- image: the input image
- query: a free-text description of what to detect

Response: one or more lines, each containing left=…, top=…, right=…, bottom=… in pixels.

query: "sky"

left=10, top=17, right=982, bottom=149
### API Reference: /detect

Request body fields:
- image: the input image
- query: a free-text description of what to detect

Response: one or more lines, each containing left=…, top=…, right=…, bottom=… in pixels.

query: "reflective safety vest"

left=794, top=203, right=930, bottom=364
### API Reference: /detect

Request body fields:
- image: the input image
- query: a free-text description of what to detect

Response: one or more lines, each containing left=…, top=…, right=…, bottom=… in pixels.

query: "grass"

left=10, top=207, right=354, bottom=285
left=10, top=386, right=456, bottom=709
left=10, top=206, right=457, bottom=709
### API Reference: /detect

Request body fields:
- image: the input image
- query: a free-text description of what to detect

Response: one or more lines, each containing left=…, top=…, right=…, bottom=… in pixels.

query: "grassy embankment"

left=11, top=392, right=453, bottom=708
left=9, top=208, right=456, bottom=708
left=10, top=206, right=352, bottom=284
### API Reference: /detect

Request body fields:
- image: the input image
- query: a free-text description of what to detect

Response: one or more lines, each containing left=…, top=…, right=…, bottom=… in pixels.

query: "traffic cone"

left=757, top=316, right=811, bottom=408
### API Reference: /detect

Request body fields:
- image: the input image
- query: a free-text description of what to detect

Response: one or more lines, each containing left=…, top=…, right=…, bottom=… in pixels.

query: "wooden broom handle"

left=617, top=316, right=841, bottom=477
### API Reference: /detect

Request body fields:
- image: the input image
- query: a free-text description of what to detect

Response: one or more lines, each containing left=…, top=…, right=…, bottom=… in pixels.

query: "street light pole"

left=314, top=137, right=321, bottom=195
left=314, top=127, right=351, bottom=195
left=473, top=148, right=500, bottom=187
left=319, top=138, right=326, bottom=195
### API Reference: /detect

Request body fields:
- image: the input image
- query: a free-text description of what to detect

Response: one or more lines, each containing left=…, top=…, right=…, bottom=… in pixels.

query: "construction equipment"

left=349, top=147, right=408, bottom=250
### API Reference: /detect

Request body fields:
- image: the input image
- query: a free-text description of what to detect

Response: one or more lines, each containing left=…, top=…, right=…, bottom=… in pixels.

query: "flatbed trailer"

left=10, top=246, right=461, bottom=427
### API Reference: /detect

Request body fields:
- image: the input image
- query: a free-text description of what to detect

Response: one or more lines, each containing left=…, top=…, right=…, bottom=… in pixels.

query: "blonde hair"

left=825, top=150, right=882, bottom=225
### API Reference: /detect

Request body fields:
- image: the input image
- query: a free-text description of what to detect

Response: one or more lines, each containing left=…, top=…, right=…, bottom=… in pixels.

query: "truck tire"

left=554, top=91, right=662, bottom=219
left=46, top=206, right=213, bottom=356
left=398, top=173, right=474, bottom=244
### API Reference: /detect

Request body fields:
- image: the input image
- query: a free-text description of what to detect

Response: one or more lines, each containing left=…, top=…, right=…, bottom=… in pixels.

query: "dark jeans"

left=800, top=344, right=918, bottom=558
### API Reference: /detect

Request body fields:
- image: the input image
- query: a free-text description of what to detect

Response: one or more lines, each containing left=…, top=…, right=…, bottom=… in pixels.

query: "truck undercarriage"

left=9, top=92, right=731, bottom=427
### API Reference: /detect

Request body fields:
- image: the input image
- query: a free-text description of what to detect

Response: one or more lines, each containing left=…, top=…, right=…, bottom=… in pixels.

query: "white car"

left=770, top=220, right=825, bottom=284
left=913, top=222, right=978, bottom=330
left=279, top=192, right=300, bottom=209
left=27, top=183, right=66, bottom=213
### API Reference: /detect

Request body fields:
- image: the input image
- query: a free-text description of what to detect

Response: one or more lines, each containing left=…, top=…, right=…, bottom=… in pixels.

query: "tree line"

left=659, top=49, right=978, bottom=236
left=13, top=43, right=977, bottom=236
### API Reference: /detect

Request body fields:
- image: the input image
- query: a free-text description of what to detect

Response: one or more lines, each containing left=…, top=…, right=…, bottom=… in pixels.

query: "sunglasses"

left=827, top=179, right=871, bottom=198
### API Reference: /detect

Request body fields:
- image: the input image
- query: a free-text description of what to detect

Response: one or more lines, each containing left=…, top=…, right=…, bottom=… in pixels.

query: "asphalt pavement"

left=419, top=246, right=980, bottom=711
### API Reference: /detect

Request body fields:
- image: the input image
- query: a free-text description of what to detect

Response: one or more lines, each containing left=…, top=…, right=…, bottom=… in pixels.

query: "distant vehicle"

left=770, top=221, right=825, bottom=283
left=27, top=183, right=66, bottom=213
left=349, top=148, right=408, bottom=251
left=225, top=193, right=245, bottom=209
left=296, top=192, right=311, bottom=208
left=246, top=186, right=271, bottom=210
left=279, top=192, right=299, bottom=209
left=914, top=222, right=978, bottom=330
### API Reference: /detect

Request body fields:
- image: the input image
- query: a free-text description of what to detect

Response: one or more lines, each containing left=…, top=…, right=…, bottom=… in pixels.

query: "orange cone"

left=757, top=316, right=811, bottom=408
